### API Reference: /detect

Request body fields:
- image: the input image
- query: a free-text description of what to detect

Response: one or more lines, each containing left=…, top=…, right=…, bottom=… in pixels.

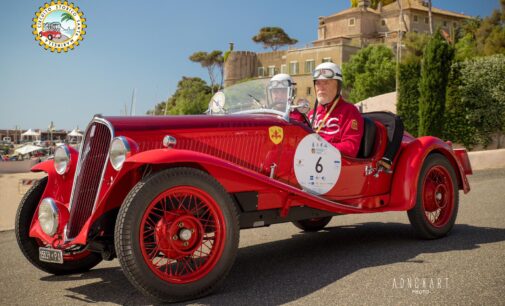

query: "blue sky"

left=0, top=0, right=501, bottom=130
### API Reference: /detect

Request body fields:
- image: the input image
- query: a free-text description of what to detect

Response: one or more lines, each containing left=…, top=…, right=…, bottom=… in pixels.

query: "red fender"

left=389, top=136, right=470, bottom=211
left=31, top=160, right=55, bottom=174
left=124, top=148, right=278, bottom=193
left=122, top=149, right=373, bottom=214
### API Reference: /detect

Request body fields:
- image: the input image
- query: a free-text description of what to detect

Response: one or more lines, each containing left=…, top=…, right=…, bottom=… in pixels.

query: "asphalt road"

left=1, top=169, right=504, bottom=306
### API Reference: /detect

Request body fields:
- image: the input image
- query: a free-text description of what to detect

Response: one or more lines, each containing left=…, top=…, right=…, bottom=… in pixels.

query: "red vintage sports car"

left=15, top=79, right=472, bottom=302
left=39, top=30, right=61, bottom=40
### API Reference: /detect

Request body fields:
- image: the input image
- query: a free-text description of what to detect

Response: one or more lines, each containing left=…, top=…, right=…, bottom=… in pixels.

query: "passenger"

left=309, top=62, right=364, bottom=157
left=267, top=73, right=296, bottom=112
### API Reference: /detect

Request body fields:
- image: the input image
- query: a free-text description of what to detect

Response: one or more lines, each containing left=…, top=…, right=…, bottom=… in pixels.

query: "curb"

left=468, top=149, right=505, bottom=171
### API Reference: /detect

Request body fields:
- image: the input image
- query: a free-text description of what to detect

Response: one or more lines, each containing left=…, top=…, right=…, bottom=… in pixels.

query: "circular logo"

left=293, top=133, right=342, bottom=195
left=32, top=1, right=86, bottom=52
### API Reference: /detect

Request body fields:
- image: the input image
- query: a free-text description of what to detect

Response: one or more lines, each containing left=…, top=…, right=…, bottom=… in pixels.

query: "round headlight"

left=38, top=198, right=59, bottom=236
left=54, top=145, right=71, bottom=175
left=109, top=137, right=131, bottom=171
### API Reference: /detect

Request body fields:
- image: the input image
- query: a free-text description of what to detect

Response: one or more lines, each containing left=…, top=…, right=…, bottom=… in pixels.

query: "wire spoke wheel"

left=115, top=168, right=239, bottom=303
left=422, top=166, right=454, bottom=227
left=408, top=154, right=459, bottom=239
left=140, top=186, right=225, bottom=283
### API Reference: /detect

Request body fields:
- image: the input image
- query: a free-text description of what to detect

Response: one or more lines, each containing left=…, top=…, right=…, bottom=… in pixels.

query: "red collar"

left=320, top=96, right=342, bottom=111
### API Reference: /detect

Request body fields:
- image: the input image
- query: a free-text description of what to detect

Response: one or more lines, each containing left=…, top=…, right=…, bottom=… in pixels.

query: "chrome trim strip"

left=64, top=116, right=114, bottom=242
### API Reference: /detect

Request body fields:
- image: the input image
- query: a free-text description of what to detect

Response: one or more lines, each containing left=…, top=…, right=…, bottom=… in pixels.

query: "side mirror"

left=291, top=98, right=310, bottom=114
left=209, top=92, right=226, bottom=114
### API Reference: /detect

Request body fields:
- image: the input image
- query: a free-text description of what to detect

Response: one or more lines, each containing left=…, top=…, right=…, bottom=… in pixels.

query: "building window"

left=322, top=57, right=332, bottom=63
left=443, top=20, right=448, bottom=27
left=306, top=87, right=312, bottom=96
left=257, top=67, right=265, bottom=77
left=413, top=15, right=418, bottom=23
left=305, top=59, right=315, bottom=74
left=425, top=17, right=429, bottom=24
left=381, top=19, right=387, bottom=26
left=290, top=61, right=299, bottom=75
left=281, top=64, right=287, bottom=74
left=348, top=18, right=355, bottom=26
left=268, top=66, right=276, bottom=77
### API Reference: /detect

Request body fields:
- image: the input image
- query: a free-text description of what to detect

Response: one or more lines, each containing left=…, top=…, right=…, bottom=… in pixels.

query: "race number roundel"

left=293, top=134, right=342, bottom=195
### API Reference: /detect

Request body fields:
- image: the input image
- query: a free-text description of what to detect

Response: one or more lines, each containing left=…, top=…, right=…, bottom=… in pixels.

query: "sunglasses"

left=313, top=68, right=342, bottom=79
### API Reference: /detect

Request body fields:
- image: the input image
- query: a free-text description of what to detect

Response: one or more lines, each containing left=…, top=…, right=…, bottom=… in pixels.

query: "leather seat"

left=358, top=117, right=377, bottom=158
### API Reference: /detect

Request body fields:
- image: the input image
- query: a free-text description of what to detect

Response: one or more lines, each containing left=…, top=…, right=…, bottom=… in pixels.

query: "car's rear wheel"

left=292, top=216, right=332, bottom=232
left=407, top=153, right=459, bottom=239
left=48, top=34, right=53, bottom=40
left=115, top=167, right=239, bottom=303
left=15, top=177, right=103, bottom=275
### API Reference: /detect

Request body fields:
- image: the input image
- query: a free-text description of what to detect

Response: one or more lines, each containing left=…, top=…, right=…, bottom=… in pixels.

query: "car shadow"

left=40, top=223, right=505, bottom=305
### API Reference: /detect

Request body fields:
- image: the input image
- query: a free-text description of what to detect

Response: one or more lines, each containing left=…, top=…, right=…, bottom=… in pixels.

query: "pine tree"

left=397, top=62, right=421, bottom=136
left=418, top=31, right=454, bottom=137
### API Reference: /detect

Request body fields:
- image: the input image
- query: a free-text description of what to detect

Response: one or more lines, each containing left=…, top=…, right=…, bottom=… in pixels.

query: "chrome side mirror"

left=291, top=98, right=310, bottom=114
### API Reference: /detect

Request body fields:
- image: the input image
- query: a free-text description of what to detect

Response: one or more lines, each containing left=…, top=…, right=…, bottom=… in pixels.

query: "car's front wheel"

left=407, top=153, right=459, bottom=239
left=115, top=167, right=239, bottom=303
left=15, top=177, right=103, bottom=275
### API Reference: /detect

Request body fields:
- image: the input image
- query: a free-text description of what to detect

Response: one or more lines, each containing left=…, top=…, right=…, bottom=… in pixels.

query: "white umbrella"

left=14, top=145, right=44, bottom=155
left=21, top=129, right=41, bottom=136
left=68, top=128, right=83, bottom=137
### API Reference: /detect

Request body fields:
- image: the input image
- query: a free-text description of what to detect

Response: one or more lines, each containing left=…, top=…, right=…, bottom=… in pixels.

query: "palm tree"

left=61, top=12, right=74, bottom=23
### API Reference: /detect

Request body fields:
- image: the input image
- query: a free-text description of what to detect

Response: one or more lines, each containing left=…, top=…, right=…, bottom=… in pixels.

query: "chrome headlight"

left=38, top=198, right=59, bottom=236
left=54, top=145, right=71, bottom=175
left=109, top=136, right=131, bottom=171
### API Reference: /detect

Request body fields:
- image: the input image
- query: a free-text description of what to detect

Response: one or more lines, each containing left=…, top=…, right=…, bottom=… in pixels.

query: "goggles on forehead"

left=269, top=80, right=295, bottom=88
left=313, top=68, right=342, bottom=79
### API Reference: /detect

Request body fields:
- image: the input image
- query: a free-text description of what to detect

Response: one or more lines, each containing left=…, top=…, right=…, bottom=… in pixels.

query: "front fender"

left=389, top=136, right=470, bottom=211
left=121, top=148, right=373, bottom=214
left=122, top=149, right=268, bottom=193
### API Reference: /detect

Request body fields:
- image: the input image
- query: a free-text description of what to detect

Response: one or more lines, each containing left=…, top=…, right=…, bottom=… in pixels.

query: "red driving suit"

left=309, top=96, right=364, bottom=157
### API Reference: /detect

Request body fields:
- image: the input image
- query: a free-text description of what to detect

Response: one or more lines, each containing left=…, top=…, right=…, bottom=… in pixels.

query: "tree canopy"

left=342, top=44, right=396, bottom=103
left=418, top=31, right=454, bottom=137
left=147, top=77, right=212, bottom=115
left=251, top=27, right=298, bottom=51
left=350, top=0, right=395, bottom=9
left=189, top=50, right=224, bottom=93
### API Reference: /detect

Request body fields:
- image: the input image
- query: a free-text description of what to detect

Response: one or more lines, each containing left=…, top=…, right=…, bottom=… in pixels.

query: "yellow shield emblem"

left=269, top=126, right=283, bottom=145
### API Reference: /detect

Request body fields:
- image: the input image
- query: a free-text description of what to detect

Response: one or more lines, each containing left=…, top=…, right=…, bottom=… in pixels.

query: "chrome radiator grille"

left=66, top=120, right=112, bottom=239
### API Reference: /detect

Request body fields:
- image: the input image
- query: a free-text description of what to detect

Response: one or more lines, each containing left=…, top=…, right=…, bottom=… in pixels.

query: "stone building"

left=224, top=0, right=469, bottom=101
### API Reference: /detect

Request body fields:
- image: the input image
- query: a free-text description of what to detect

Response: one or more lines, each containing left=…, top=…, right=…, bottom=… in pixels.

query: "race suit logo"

left=32, top=1, right=86, bottom=52
left=269, top=126, right=284, bottom=145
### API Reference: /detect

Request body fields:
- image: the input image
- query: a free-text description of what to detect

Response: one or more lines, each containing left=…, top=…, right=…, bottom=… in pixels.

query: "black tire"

left=407, top=153, right=459, bottom=239
left=115, top=167, right=239, bottom=303
left=293, top=216, right=332, bottom=232
left=48, top=34, right=53, bottom=40
left=15, top=177, right=103, bottom=275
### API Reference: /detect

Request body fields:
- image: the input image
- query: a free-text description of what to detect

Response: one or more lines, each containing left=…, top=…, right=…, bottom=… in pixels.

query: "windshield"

left=208, top=79, right=290, bottom=116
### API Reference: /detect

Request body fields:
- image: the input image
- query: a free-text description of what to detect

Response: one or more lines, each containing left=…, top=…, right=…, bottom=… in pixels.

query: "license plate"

left=39, top=247, right=63, bottom=264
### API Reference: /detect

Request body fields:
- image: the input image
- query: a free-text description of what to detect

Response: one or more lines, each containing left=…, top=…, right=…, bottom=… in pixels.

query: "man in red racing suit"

left=310, top=95, right=363, bottom=157
left=308, top=62, right=363, bottom=158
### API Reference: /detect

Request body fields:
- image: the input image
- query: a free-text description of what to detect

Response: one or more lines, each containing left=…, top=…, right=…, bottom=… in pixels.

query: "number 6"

left=315, top=157, right=323, bottom=173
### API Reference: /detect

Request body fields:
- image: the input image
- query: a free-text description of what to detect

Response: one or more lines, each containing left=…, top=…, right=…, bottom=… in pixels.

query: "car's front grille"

left=66, top=119, right=112, bottom=240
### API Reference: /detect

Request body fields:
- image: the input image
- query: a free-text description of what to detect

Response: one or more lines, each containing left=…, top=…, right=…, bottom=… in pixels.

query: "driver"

left=309, top=62, right=364, bottom=158
left=267, top=73, right=296, bottom=111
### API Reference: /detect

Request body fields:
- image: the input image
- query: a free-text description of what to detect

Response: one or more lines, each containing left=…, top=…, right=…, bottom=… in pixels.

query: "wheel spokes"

left=140, top=186, right=224, bottom=283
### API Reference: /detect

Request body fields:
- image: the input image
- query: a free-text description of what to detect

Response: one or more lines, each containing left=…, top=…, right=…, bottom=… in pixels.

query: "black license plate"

left=39, top=247, right=63, bottom=264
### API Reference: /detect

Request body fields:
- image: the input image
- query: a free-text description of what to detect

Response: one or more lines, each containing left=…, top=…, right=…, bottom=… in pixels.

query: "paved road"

left=1, top=169, right=504, bottom=305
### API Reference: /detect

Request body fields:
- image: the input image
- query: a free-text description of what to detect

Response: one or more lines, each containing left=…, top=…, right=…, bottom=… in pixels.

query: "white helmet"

left=313, top=62, right=343, bottom=81
left=267, top=73, right=296, bottom=111
left=268, top=73, right=295, bottom=88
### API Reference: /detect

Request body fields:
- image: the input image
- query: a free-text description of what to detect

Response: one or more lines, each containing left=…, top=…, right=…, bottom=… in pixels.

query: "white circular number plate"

left=293, top=134, right=342, bottom=195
